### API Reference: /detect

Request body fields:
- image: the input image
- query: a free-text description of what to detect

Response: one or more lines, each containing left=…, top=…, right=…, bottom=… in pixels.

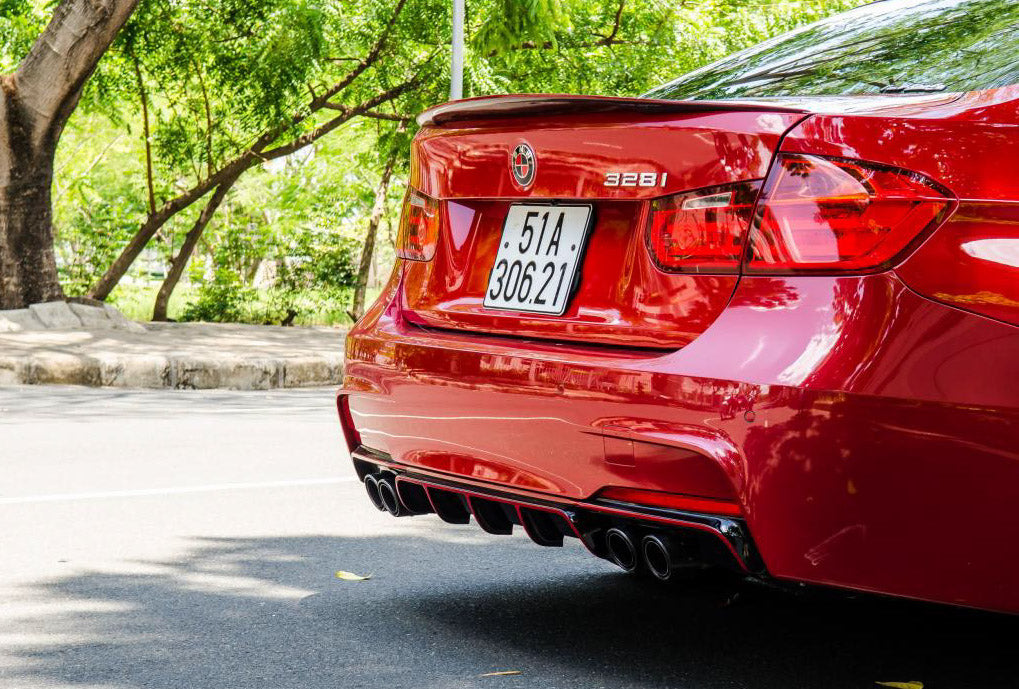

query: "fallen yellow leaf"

left=335, top=570, right=372, bottom=581
left=480, top=671, right=522, bottom=677
left=877, top=682, right=923, bottom=689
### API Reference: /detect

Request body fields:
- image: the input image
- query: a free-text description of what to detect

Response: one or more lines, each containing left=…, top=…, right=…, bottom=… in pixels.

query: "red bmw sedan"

left=338, top=0, right=1019, bottom=614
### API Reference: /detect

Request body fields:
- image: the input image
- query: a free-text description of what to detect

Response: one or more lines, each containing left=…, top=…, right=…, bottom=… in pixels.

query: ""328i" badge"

left=603, top=171, right=668, bottom=187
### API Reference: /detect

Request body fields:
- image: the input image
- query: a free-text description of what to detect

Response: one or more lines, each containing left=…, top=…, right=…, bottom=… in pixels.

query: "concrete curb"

left=0, top=352, right=345, bottom=390
left=0, top=304, right=348, bottom=390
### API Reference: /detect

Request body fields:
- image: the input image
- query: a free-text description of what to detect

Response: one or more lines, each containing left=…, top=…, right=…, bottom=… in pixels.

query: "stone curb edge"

left=0, top=353, right=344, bottom=390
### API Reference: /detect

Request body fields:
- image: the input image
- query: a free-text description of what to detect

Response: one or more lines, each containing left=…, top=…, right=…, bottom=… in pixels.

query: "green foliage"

left=11, top=0, right=864, bottom=324
left=474, top=0, right=568, bottom=55
left=53, top=115, right=153, bottom=296
left=0, top=0, right=43, bottom=72
left=56, top=188, right=149, bottom=296
left=108, top=283, right=197, bottom=322
left=99, top=0, right=333, bottom=182
left=468, top=0, right=869, bottom=98
left=171, top=123, right=383, bottom=324
left=180, top=267, right=254, bottom=323
left=227, top=221, right=361, bottom=325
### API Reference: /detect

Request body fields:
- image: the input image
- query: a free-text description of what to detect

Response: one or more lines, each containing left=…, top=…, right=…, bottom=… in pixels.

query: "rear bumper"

left=351, top=446, right=760, bottom=572
left=341, top=265, right=1019, bottom=613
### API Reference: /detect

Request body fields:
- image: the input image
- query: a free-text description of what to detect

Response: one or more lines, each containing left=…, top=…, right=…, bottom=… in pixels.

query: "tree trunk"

left=349, top=155, right=396, bottom=322
left=0, top=83, right=64, bottom=308
left=152, top=176, right=238, bottom=321
left=0, top=0, right=140, bottom=309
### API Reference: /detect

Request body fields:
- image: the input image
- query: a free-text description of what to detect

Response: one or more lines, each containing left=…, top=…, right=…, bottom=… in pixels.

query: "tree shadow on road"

left=5, top=532, right=1017, bottom=689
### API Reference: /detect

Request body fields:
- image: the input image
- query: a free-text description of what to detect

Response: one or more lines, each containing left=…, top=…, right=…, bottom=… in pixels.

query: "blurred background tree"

left=4, top=0, right=863, bottom=324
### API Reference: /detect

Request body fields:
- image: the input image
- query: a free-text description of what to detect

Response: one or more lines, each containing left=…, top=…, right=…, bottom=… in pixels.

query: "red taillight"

left=396, top=189, right=440, bottom=261
left=646, top=181, right=761, bottom=273
left=747, top=154, right=953, bottom=272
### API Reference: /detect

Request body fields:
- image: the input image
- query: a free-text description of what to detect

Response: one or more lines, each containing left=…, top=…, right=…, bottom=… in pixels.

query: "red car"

left=339, top=0, right=1019, bottom=614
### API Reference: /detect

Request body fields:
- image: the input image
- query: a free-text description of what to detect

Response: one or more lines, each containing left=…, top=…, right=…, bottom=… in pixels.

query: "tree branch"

left=192, top=59, right=215, bottom=177
left=486, top=35, right=651, bottom=57
left=88, top=68, right=425, bottom=301
left=15, top=0, right=141, bottom=137
left=152, top=172, right=240, bottom=321
left=596, top=0, right=626, bottom=45
left=349, top=150, right=399, bottom=320
left=361, top=110, right=414, bottom=123
left=130, top=50, right=157, bottom=214
left=262, top=75, right=422, bottom=160
left=322, top=103, right=414, bottom=124
left=312, top=0, right=409, bottom=107
left=88, top=0, right=433, bottom=302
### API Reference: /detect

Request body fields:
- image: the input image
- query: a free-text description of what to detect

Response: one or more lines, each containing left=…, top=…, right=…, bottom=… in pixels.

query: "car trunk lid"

left=400, top=95, right=807, bottom=349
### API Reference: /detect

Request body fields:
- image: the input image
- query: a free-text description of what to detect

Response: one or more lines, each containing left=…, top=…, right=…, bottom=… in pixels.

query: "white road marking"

left=0, top=476, right=358, bottom=506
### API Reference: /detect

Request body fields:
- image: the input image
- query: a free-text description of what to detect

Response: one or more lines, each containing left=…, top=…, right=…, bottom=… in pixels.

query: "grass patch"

left=107, top=282, right=382, bottom=326
left=108, top=283, right=197, bottom=322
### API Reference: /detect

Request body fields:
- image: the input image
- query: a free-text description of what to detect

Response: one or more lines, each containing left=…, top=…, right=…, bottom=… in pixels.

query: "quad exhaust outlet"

left=356, top=456, right=759, bottom=577
left=366, top=473, right=421, bottom=517
left=642, top=533, right=682, bottom=581
left=602, top=528, right=691, bottom=580
left=604, top=527, right=640, bottom=573
left=363, top=474, right=385, bottom=512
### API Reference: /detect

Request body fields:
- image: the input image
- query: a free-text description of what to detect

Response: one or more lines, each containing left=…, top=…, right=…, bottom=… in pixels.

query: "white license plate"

left=484, top=204, right=593, bottom=315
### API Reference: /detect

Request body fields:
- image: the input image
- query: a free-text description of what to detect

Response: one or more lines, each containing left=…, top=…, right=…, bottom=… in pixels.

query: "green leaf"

left=335, top=570, right=372, bottom=581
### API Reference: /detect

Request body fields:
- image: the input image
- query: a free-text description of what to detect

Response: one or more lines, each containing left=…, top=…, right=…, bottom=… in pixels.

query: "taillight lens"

left=646, top=181, right=761, bottom=273
left=747, top=154, right=953, bottom=272
left=396, top=189, right=440, bottom=261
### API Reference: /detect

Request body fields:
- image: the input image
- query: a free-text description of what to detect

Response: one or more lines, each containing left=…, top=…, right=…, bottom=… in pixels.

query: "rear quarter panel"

left=782, top=87, right=1019, bottom=326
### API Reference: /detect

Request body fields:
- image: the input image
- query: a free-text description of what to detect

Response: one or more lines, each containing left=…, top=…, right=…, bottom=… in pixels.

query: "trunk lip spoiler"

left=417, top=93, right=808, bottom=127
left=417, top=92, right=967, bottom=127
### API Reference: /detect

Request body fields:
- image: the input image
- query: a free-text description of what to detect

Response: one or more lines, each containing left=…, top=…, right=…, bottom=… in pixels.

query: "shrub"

left=179, top=268, right=256, bottom=323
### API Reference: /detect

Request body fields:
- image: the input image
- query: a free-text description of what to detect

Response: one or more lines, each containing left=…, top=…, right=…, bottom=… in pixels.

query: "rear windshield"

left=646, top=0, right=1019, bottom=100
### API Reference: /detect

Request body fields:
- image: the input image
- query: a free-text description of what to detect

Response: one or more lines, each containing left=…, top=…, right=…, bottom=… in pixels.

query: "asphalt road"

left=1, top=387, right=1015, bottom=689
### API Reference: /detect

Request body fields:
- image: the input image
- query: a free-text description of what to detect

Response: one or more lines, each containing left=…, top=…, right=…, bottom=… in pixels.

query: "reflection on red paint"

left=898, top=203, right=1019, bottom=326
left=597, top=486, right=743, bottom=517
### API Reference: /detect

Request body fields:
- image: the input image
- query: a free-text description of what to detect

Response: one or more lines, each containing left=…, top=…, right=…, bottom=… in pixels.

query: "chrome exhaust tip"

left=642, top=533, right=679, bottom=581
left=363, top=474, right=385, bottom=512
left=377, top=476, right=405, bottom=516
left=605, top=527, right=640, bottom=573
